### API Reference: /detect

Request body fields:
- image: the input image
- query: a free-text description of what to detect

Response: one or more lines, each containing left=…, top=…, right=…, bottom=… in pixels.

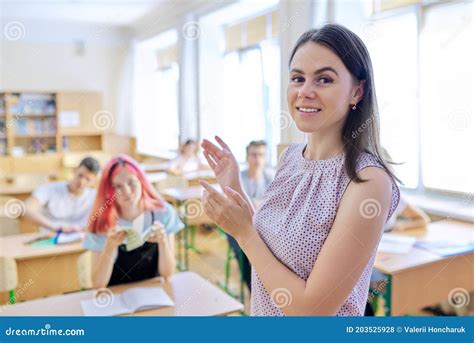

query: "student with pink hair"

left=83, top=155, right=184, bottom=288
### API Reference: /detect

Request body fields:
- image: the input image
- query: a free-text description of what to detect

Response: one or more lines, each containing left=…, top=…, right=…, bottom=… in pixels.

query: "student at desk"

left=24, top=157, right=100, bottom=233
left=227, top=140, right=274, bottom=291
left=168, top=139, right=208, bottom=175
left=84, top=155, right=184, bottom=288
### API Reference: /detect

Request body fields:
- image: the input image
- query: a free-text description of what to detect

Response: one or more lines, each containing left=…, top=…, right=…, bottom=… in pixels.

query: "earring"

left=352, top=104, right=357, bottom=110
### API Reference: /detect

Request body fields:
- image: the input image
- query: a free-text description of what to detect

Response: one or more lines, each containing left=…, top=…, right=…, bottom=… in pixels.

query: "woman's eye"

left=291, top=76, right=304, bottom=83
left=317, top=77, right=333, bottom=84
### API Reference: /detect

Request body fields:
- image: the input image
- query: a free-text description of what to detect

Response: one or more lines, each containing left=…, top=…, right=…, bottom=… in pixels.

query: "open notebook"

left=415, top=240, right=474, bottom=257
left=377, top=234, right=417, bottom=254
left=81, top=287, right=174, bottom=316
left=117, top=226, right=157, bottom=251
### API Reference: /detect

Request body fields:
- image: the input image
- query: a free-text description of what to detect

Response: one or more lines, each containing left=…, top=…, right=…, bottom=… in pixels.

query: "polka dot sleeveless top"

left=251, top=144, right=400, bottom=316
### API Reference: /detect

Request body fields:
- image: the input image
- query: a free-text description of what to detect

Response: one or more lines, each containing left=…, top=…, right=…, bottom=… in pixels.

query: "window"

left=133, top=31, right=179, bottom=156
left=216, top=43, right=280, bottom=163
left=199, top=2, right=280, bottom=164
left=334, top=1, right=473, bottom=195
left=419, top=2, right=473, bottom=194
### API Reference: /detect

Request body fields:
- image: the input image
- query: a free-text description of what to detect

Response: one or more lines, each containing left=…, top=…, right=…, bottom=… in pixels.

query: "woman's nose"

left=121, top=185, right=133, bottom=196
left=298, top=81, right=316, bottom=99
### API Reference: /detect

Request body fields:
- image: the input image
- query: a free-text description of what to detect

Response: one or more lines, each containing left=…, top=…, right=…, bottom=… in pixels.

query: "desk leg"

left=216, top=227, right=237, bottom=298
left=176, top=229, right=185, bottom=271
left=217, top=242, right=236, bottom=297
left=183, top=214, right=189, bottom=271
left=237, top=248, right=247, bottom=316
left=8, top=290, right=15, bottom=305
left=383, top=274, right=392, bottom=316
left=187, top=225, right=202, bottom=254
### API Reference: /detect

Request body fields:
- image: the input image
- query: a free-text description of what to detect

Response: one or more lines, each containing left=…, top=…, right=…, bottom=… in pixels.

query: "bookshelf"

left=0, top=94, right=6, bottom=155
left=0, top=91, right=106, bottom=156
left=0, top=91, right=119, bottom=175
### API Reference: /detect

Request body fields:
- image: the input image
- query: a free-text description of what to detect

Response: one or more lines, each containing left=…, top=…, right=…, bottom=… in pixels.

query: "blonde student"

left=83, top=155, right=184, bottom=288
left=168, top=139, right=208, bottom=175
left=200, top=24, right=400, bottom=316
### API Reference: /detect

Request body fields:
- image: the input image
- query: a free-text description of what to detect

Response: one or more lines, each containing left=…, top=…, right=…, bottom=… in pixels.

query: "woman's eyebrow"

left=290, top=66, right=338, bottom=76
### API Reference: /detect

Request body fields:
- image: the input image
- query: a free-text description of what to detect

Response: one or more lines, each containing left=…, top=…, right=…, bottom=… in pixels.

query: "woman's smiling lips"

left=296, top=106, right=322, bottom=116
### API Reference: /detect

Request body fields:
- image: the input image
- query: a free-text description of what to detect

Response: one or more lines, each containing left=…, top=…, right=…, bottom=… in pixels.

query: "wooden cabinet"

left=0, top=91, right=105, bottom=157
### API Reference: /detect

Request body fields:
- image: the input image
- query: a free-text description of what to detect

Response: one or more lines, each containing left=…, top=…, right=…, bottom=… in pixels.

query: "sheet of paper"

left=81, top=296, right=129, bottom=316
left=80, top=287, right=174, bottom=316
left=377, top=234, right=416, bottom=254
left=122, top=287, right=174, bottom=312
left=58, top=111, right=80, bottom=128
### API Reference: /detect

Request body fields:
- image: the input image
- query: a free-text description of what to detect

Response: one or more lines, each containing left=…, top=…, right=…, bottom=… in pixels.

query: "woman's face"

left=287, top=42, right=363, bottom=134
left=112, top=167, right=143, bottom=210
left=183, top=142, right=197, bottom=156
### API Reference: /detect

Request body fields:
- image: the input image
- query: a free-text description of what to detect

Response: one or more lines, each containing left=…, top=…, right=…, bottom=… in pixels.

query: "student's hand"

left=105, top=227, right=127, bottom=250
left=201, top=136, right=241, bottom=191
left=147, top=222, right=167, bottom=245
left=200, top=180, right=254, bottom=243
left=58, top=225, right=82, bottom=233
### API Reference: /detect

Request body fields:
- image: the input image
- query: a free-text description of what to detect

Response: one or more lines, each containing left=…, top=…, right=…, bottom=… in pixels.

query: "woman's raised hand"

left=201, top=136, right=241, bottom=191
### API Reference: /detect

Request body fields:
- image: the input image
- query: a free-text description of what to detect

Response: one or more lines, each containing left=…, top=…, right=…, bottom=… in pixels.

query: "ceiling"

left=0, top=0, right=166, bottom=26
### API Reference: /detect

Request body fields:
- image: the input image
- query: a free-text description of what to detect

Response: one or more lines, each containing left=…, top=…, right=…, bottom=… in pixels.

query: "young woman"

left=200, top=24, right=400, bottom=316
left=83, top=155, right=184, bottom=288
left=168, top=139, right=209, bottom=175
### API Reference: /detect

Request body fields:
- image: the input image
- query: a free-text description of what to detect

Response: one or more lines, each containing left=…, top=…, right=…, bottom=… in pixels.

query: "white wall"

left=0, top=19, right=132, bottom=135
left=0, top=0, right=318, bottom=141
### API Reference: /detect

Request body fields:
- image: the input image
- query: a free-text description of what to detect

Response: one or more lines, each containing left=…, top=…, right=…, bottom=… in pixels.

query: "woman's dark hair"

left=180, top=139, right=197, bottom=154
left=246, top=140, right=267, bottom=155
left=289, top=24, right=398, bottom=183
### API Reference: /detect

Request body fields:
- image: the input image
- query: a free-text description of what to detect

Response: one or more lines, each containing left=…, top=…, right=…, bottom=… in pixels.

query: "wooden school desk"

left=145, top=171, right=168, bottom=184
left=374, top=220, right=474, bottom=315
left=183, top=170, right=216, bottom=186
left=0, top=232, right=85, bottom=303
left=0, top=271, right=244, bottom=316
left=140, top=161, right=172, bottom=173
left=0, top=185, right=35, bottom=202
left=0, top=172, right=61, bottom=201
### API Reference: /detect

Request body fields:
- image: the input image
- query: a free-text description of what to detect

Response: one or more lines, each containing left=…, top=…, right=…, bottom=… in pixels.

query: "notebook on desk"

left=377, top=234, right=417, bottom=254
left=81, top=287, right=174, bottom=316
left=415, top=240, right=474, bottom=257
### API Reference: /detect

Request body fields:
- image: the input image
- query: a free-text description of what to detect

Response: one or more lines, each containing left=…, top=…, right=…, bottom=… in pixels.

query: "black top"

left=107, top=212, right=160, bottom=286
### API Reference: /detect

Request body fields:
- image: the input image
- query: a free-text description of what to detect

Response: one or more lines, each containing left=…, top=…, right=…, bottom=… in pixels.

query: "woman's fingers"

left=199, top=181, right=227, bottom=204
left=215, top=136, right=231, bottom=152
left=224, top=186, right=247, bottom=208
left=202, top=139, right=224, bottom=160
left=205, top=191, right=221, bottom=209
left=203, top=150, right=217, bottom=170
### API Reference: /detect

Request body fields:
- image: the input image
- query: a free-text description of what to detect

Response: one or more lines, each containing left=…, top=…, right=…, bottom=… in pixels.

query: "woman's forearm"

left=158, top=240, right=175, bottom=278
left=91, top=246, right=117, bottom=288
left=238, top=227, right=317, bottom=316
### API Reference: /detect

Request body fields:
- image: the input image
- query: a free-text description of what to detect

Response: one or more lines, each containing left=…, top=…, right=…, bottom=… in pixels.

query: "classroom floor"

left=181, top=225, right=251, bottom=315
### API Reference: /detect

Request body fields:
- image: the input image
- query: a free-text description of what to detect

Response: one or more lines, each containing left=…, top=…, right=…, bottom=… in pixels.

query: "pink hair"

left=87, top=154, right=165, bottom=234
